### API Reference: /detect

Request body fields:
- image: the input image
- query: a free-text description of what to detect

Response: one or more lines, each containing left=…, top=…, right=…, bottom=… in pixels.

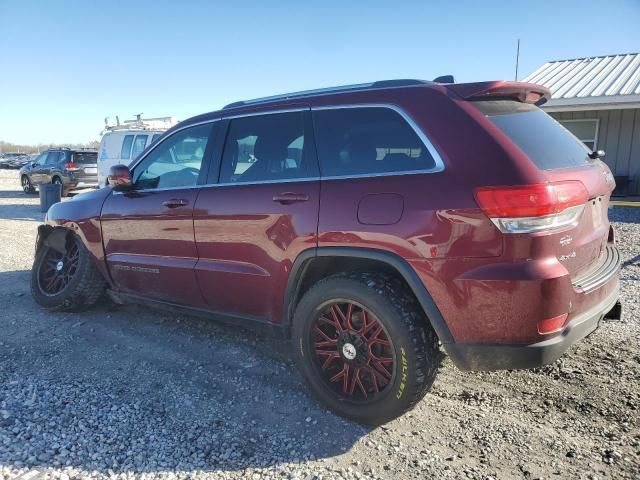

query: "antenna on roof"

left=515, top=38, right=521, bottom=81
left=135, top=113, right=143, bottom=122
left=104, top=117, right=109, bottom=127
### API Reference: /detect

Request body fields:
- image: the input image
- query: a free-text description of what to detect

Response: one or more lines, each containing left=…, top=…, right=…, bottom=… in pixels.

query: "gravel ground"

left=0, top=168, right=638, bottom=480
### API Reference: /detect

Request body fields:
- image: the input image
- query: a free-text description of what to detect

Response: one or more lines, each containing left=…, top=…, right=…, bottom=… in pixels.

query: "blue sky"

left=0, top=0, right=638, bottom=144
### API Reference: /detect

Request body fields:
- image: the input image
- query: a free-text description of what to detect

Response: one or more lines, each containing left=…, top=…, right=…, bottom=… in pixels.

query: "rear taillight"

left=65, top=162, right=79, bottom=170
left=475, top=181, right=588, bottom=233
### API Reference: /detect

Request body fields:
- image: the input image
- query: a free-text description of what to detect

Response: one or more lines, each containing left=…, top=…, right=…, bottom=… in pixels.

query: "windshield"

left=474, top=100, right=593, bottom=170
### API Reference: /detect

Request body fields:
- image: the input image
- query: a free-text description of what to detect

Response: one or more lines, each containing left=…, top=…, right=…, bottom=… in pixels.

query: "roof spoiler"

left=448, top=81, right=551, bottom=106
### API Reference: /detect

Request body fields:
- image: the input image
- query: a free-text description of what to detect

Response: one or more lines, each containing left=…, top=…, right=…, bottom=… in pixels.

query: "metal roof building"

left=524, top=53, right=640, bottom=196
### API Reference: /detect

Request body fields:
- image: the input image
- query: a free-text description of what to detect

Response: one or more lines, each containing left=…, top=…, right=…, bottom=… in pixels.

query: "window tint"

left=132, top=123, right=212, bottom=190
left=120, top=135, right=134, bottom=160
left=72, top=152, right=97, bottom=164
left=313, top=107, right=436, bottom=177
left=219, top=112, right=310, bottom=183
left=35, top=152, right=48, bottom=165
left=131, top=135, right=148, bottom=159
left=475, top=100, right=592, bottom=170
left=45, top=151, right=61, bottom=165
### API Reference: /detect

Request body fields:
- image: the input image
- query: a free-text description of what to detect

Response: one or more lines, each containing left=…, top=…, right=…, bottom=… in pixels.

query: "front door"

left=29, top=152, right=49, bottom=184
left=194, top=110, right=320, bottom=322
left=101, top=122, right=217, bottom=307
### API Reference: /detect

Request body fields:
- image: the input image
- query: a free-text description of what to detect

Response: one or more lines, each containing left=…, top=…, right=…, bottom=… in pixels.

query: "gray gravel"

left=0, top=169, right=639, bottom=480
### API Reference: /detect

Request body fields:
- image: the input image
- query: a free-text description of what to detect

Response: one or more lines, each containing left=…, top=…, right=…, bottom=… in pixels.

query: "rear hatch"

left=71, top=151, right=98, bottom=183
left=472, top=99, right=615, bottom=279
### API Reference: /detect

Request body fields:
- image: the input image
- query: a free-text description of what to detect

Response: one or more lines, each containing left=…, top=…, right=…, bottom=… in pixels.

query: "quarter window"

left=132, top=123, right=212, bottom=190
left=131, top=135, right=148, bottom=159
left=120, top=135, right=134, bottom=160
left=219, top=111, right=310, bottom=183
left=312, top=107, right=437, bottom=177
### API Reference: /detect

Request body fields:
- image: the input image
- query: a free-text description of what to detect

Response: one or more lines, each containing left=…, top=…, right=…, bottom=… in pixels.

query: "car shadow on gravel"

left=0, top=204, right=43, bottom=221
left=0, top=190, right=35, bottom=200
left=0, top=277, right=370, bottom=475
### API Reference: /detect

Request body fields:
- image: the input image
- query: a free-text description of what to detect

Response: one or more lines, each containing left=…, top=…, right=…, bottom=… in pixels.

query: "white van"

left=97, top=115, right=178, bottom=186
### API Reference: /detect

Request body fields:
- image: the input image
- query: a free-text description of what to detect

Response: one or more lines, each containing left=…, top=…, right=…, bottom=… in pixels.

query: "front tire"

left=292, top=272, right=440, bottom=425
left=31, top=233, right=106, bottom=312
left=21, top=175, right=35, bottom=194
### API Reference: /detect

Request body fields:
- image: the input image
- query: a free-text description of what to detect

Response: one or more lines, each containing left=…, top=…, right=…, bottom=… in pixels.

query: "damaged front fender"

left=35, top=225, right=70, bottom=255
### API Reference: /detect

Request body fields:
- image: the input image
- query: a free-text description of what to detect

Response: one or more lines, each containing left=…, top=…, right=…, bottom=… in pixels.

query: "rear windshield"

left=72, top=152, right=97, bottom=164
left=474, top=100, right=592, bottom=170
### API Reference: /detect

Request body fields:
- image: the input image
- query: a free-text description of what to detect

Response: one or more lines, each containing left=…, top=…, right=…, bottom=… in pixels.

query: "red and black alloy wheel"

left=293, top=273, right=440, bottom=425
left=310, top=300, right=395, bottom=402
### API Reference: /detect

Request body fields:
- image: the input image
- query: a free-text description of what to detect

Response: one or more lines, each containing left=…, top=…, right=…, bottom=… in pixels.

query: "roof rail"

left=223, top=79, right=429, bottom=110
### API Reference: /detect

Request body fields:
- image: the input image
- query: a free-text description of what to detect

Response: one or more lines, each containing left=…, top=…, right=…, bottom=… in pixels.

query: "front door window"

left=132, top=123, right=212, bottom=190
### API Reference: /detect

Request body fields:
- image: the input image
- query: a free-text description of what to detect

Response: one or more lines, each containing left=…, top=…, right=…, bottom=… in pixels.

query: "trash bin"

left=39, top=183, right=62, bottom=213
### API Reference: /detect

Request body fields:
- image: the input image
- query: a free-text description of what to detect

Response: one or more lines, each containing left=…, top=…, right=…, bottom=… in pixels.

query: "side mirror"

left=589, top=150, right=605, bottom=160
left=108, top=164, right=133, bottom=191
left=31, top=162, right=36, bottom=168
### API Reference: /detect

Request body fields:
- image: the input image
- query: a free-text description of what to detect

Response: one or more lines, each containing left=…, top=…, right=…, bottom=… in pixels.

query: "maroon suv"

left=31, top=79, right=621, bottom=424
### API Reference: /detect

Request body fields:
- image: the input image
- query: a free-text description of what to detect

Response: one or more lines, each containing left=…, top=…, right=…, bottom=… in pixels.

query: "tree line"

left=0, top=140, right=100, bottom=154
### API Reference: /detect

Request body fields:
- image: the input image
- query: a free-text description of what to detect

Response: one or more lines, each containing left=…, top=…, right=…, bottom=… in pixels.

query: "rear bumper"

left=444, top=284, right=621, bottom=371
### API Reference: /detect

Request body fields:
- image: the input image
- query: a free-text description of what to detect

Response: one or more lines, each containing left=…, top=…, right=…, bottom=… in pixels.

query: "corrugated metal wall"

left=549, top=109, right=640, bottom=195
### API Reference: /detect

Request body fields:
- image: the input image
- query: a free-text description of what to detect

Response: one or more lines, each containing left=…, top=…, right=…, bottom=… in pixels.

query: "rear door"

left=477, top=100, right=616, bottom=278
left=193, top=109, right=320, bottom=322
left=101, top=122, right=217, bottom=306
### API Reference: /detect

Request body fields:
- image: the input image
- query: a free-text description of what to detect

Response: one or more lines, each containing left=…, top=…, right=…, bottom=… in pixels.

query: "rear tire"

left=292, top=272, right=440, bottom=425
left=21, top=175, right=35, bottom=194
left=31, top=233, right=106, bottom=312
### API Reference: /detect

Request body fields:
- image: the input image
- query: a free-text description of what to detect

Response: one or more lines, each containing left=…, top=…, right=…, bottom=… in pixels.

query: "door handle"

left=163, top=198, right=189, bottom=208
left=272, top=192, right=310, bottom=205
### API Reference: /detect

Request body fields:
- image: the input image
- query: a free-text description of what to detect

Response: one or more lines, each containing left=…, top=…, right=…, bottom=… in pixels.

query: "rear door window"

left=219, top=111, right=313, bottom=183
left=312, top=107, right=437, bottom=177
left=45, top=151, right=61, bottom=165
left=131, top=135, right=149, bottom=159
left=120, top=135, right=135, bottom=160
left=474, top=100, right=592, bottom=170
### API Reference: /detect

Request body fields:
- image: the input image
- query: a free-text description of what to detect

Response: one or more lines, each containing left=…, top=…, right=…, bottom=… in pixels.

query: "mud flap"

left=604, top=300, right=622, bottom=321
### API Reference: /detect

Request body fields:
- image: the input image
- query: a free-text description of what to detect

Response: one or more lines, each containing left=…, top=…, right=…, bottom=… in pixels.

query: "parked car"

left=20, top=148, right=98, bottom=195
left=31, top=79, right=621, bottom=424
left=0, top=152, right=29, bottom=169
left=97, top=116, right=177, bottom=186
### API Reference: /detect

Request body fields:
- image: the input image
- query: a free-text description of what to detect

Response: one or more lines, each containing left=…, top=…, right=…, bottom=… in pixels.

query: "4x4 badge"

left=560, top=235, right=572, bottom=247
